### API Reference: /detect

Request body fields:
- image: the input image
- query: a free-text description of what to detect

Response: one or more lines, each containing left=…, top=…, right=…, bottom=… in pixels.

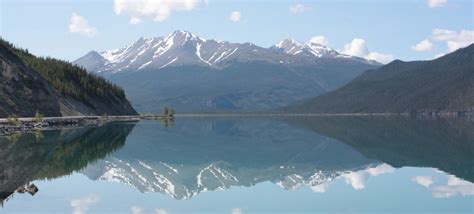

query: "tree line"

left=0, top=38, right=127, bottom=108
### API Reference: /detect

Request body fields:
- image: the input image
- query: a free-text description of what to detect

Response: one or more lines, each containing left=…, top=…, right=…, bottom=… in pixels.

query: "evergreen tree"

left=0, top=37, right=128, bottom=110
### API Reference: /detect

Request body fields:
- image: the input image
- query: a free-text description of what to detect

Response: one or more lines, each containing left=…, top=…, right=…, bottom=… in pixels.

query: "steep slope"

left=286, top=44, right=474, bottom=114
left=0, top=38, right=137, bottom=117
left=74, top=30, right=380, bottom=113
left=0, top=40, right=62, bottom=117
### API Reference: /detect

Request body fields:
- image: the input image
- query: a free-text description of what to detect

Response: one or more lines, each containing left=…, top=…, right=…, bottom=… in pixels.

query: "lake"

left=1, top=116, right=473, bottom=213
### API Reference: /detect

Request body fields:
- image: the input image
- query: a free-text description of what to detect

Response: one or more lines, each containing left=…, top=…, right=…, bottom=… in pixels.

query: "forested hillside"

left=0, top=38, right=137, bottom=117
left=285, top=44, right=474, bottom=114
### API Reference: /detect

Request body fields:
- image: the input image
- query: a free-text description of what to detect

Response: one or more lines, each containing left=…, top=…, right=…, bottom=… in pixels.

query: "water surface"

left=1, top=116, right=473, bottom=213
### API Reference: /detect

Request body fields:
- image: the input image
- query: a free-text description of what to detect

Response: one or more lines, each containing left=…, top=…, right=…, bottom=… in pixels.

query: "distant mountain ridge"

left=285, top=44, right=474, bottom=114
left=0, top=38, right=137, bottom=117
left=75, top=30, right=378, bottom=73
left=274, top=38, right=355, bottom=60
left=74, top=30, right=381, bottom=113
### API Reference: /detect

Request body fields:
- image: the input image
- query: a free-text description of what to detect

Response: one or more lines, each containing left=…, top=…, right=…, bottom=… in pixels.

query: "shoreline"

left=175, top=113, right=409, bottom=117
left=0, top=115, right=171, bottom=136
left=174, top=112, right=472, bottom=117
left=1, top=112, right=471, bottom=136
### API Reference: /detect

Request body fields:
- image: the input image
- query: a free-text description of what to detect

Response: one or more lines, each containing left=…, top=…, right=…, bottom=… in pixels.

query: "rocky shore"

left=0, top=115, right=145, bottom=136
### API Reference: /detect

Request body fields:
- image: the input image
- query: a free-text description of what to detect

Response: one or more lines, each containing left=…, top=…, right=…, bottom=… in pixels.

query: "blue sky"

left=1, top=0, right=473, bottom=63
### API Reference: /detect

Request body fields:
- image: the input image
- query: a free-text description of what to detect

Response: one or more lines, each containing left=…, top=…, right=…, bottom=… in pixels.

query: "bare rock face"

left=0, top=43, right=62, bottom=117
left=0, top=39, right=137, bottom=117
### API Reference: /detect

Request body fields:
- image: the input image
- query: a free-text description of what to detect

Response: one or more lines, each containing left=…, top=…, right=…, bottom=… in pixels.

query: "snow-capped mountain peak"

left=276, top=38, right=304, bottom=48
left=306, top=42, right=339, bottom=57
left=74, top=30, right=261, bottom=73
left=73, top=30, right=380, bottom=74
left=275, top=38, right=306, bottom=55
left=167, top=30, right=205, bottom=43
left=75, top=30, right=216, bottom=73
left=273, top=38, right=341, bottom=58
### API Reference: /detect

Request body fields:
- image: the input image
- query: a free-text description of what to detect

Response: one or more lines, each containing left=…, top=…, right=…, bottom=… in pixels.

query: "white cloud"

left=432, top=28, right=474, bottom=52
left=432, top=28, right=459, bottom=40
left=428, top=0, right=447, bottom=8
left=68, top=13, right=98, bottom=37
left=155, top=208, right=169, bottom=214
left=231, top=208, right=243, bottom=214
left=366, top=52, right=394, bottom=64
left=365, top=164, right=395, bottom=175
left=412, top=173, right=474, bottom=198
left=310, top=35, right=329, bottom=46
left=342, top=38, right=394, bottom=64
left=343, top=164, right=395, bottom=190
left=114, top=0, right=202, bottom=23
left=70, top=194, right=99, bottom=214
left=412, top=176, right=434, bottom=187
left=411, top=39, right=434, bottom=52
left=343, top=171, right=368, bottom=190
left=289, top=4, right=311, bottom=14
left=343, top=38, right=368, bottom=57
left=310, top=183, right=329, bottom=193
left=130, top=17, right=142, bottom=24
left=131, top=206, right=144, bottom=214
left=431, top=175, right=474, bottom=198
left=413, top=28, right=473, bottom=58
left=229, top=11, right=241, bottom=22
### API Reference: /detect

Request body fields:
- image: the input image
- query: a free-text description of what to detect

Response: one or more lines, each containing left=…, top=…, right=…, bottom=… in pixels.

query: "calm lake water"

left=1, top=116, right=473, bottom=213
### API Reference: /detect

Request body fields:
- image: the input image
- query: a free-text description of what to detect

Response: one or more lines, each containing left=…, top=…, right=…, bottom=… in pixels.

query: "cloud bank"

left=413, top=174, right=474, bottom=198
left=432, top=29, right=474, bottom=52
left=114, top=0, right=202, bottom=24
left=342, top=38, right=394, bottom=64
left=310, top=35, right=329, bottom=46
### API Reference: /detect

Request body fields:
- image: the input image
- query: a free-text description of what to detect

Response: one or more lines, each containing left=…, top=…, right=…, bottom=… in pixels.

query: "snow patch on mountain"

left=274, top=38, right=342, bottom=58
left=74, top=30, right=381, bottom=74
left=195, top=43, right=212, bottom=66
left=159, top=57, right=178, bottom=69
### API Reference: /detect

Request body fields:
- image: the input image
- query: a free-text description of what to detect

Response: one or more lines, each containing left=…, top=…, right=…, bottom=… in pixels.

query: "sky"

left=1, top=0, right=473, bottom=63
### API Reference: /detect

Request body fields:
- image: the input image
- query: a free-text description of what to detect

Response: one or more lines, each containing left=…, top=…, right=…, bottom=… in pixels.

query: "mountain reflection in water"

left=0, top=117, right=472, bottom=206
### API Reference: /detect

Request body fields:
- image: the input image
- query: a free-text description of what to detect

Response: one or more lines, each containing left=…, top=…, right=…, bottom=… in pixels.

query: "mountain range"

left=285, top=44, right=474, bottom=114
left=74, top=30, right=380, bottom=113
left=5, top=30, right=470, bottom=116
left=0, top=38, right=137, bottom=117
